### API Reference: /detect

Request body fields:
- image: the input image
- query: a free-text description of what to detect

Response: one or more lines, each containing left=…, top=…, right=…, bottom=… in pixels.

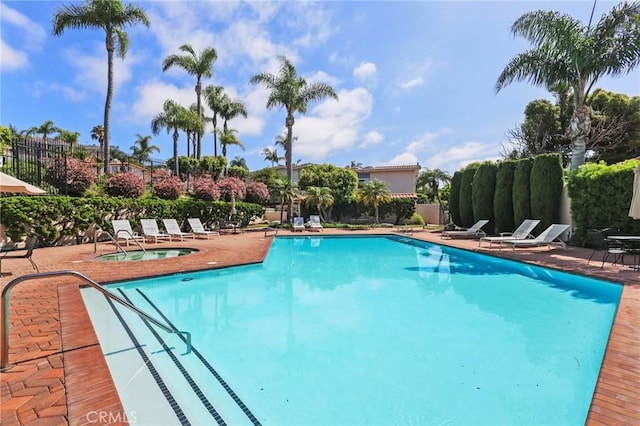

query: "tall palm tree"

left=28, top=120, right=61, bottom=142
left=203, top=84, right=225, bottom=157
left=162, top=44, right=217, bottom=159
left=151, top=99, right=190, bottom=176
left=90, top=124, right=104, bottom=160
left=357, top=179, right=391, bottom=224
left=495, top=1, right=640, bottom=169
left=273, top=180, right=300, bottom=223
left=250, top=55, right=338, bottom=221
left=219, top=97, right=247, bottom=137
left=130, top=133, right=160, bottom=163
left=304, top=186, right=334, bottom=222
left=417, top=168, right=451, bottom=220
left=53, top=0, right=149, bottom=174
left=186, top=103, right=206, bottom=158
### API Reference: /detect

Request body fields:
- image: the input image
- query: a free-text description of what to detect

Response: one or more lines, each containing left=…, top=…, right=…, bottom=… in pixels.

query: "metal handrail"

left=1, top=270, right=191, bottom=371
left=115, top=230, right=146, bottom=253
left=95, top=230, right=127, bottom=255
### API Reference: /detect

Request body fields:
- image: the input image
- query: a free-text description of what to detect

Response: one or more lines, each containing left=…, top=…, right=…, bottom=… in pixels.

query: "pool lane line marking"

left=135, top=288, right=263, bottom=426
left=117, top=288, right=226, bottom=426
left=103, top=295, right=192, bottom=426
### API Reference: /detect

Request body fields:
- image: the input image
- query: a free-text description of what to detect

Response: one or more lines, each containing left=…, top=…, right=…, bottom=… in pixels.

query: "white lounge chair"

left=162, top=219, right=195, bottom=241
left=479, top=219, right=540, bottom=247
left=112, top=219, right=145, bottom=246
left=309, top=215, right=323, bottom=232
left=441, top=219, right=489, bottom=239
left=499, top=224, right=571, bottom=250
left=140, top=219, right=172, bottom=243
left=292, top=216, right=305, bottom=232
left=188, top=218, right=220, bottom=239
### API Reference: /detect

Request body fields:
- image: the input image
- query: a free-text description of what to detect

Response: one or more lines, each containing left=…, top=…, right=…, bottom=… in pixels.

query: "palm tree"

left=28, top=120, right=61, bottom=142
left=348, top=160, right=363, bottom=168
left=417, top=168, right=451, bottom=221
left=218, top=128, right=244, bottom=159
left=219, top=97, right=247, bottom=139
left=151, top=99, right=190, bottom=176
left=162, top=44, right=217, bottom=159
left=262, top=147, right=283, bottom=166
left=495, top=1, right=640, bottom=170
left=203, top=84, right=225, bottom=157
left=304, top=186, right=334, bottom=222
left=357, top=179, right=391, bottom=224
left=250, top=55, right=338, bottom=221
left=53, top=0, right=149, bottom=174
left=273, top=180, right=300, bottom=223
left=90, top=124, right=104, bottom=160
left=186, top=103, right=206, bottom=158
left=56, top=129, right=80, bottom=154
left=130, top=133, right=159, bottom=163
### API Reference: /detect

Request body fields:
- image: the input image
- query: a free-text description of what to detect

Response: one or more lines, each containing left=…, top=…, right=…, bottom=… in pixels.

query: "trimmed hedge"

left=472, top=162, right=497, bottom=232
left=494, top=160, right=517, bottom=233
left=530, top=154, right=563, bottom=232
left=568, top=159, right=640, bottom=242
left=512, top=158, right=534, bottom=228
left=459, top=163, right=479, bottom=228
left=449, top=171, right=463, bottom=226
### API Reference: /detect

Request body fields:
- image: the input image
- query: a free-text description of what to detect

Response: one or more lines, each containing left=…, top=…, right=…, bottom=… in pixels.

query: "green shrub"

left=377, top=197, right=416, bottom=224
left=459, top=163, right=479, bottom=228
left=530, top=153, right=563, bottom=232
left=472, top=161, right=497, bottom=232
left=406, top=213, right=425, bottom=225
left=568, top=159, right=640, bottom=243
left=448, top=172, right=463, bottom=226
left=494, top=160, right=517, bottom=233
left=512, top=158, right=534, bottom=227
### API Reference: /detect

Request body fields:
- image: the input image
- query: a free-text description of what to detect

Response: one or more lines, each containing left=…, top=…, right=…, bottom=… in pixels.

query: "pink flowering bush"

left=153, top=176, right=185, bottom=200
left=245, top=181, right=270, bottom=204
left=45, top=157, right=97, bottom=196
left=104, top=172, right=146, bottom=198
left=192, top=176, right=221, bottom=201
left=151, top=168, right=172, bottom=183
left=217, top=176, right=246, bottom=201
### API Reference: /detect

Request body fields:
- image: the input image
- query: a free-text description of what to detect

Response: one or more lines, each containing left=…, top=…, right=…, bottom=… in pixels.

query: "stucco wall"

left=416, top=204, right=443, bottom=225
left=368, top=170, right=416, bottom=193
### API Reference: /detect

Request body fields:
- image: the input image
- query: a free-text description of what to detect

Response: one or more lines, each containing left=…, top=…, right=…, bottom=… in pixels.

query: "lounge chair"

left=162, top=219, right=195, bottom=241
left=499, top=224, right=571, bottom=250
left=112, top=219, right=145, bottom=246
left=441, top=219, right=489, bottom=239
left=140, top=219, right=172, bottom=243
left=309, top=215, right=323, bottom=232
left=479, top=219, right=540, bottom=247
left=188, top=218, right=220, bottom=239
left=0, top=237, right=39, bottom=274
left=292, top=217, right=305, bottom=232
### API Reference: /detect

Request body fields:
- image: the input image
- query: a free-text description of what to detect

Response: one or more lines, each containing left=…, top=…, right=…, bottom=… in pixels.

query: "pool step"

left=80, top=288, right=257, bottom=426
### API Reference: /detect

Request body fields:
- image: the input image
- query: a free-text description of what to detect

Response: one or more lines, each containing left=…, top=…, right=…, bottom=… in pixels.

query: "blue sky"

left=2, top=1, right=639, bottom=175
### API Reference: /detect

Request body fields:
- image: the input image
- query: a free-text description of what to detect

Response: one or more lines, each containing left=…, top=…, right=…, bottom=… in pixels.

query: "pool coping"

left=1, top=230, right=638, bottom=425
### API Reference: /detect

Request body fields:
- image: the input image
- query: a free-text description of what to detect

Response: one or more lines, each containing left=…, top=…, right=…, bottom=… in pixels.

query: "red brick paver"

left=0, top=229, right=638, bottom=425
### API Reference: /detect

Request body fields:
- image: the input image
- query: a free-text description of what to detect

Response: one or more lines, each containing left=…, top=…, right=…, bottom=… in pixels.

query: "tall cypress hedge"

left=472, top=161, right=497, bottom=232
left=512, top=157, right=534, bottom=228
left=530, top=153, right=563, bottom=232
left=449, top=171, right=463, bottom=226
left=494, top=160, right=517, bottom=233
left=459, top=163, right=480, bottom=228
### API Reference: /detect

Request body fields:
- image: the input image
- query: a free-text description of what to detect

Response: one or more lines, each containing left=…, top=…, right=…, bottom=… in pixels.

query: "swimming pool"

left=96, top=248, right=197, bottom=261
left=82, top=235, right=622, bottom=425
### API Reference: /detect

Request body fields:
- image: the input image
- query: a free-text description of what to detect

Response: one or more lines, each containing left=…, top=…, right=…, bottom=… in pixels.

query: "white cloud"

left=353, top=62, right=377, bottom=80
left=293, top=87, right=373, bottom=159
left=0, top=3, right=45, bottom=71
left=387, top=152, right=419, bottom=166
left=384, top=132, right=438, bottom=166
left=399, top=77, right=424, bottom=89
left=427, top=141, right=500, bottom=173
left=360, top=131, right=384, bottom=148
left=130, top=79, right=197, bottom=123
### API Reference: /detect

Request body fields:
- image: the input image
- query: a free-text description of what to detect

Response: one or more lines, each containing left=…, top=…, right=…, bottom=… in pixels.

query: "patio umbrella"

left=0, top=172, right=46, bottom=195
left=630, top=163, right=640, bottom=219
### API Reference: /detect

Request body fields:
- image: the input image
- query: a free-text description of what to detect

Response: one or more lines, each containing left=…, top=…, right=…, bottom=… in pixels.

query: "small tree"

left=304, top=186, right=334, bottom=222
left=45, top=157, right=96, bottom=196
left=191, top=176, right=220, bottom=201
left=245, top=181, right=270, bottom=205
left=104, top=172, right=145, bottom=198
left=218, top=176, right=247, bottom=201
left=356, top=179, right=391, bottom=224
left=153, top=176, right=185, bottom=200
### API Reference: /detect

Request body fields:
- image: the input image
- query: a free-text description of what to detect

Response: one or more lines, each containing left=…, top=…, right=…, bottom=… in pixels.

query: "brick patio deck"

left=0, top=228, right=638, bottom=425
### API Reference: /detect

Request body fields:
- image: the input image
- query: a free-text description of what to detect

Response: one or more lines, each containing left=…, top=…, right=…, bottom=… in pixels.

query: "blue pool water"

left=86, top=235, right=622, bottom=425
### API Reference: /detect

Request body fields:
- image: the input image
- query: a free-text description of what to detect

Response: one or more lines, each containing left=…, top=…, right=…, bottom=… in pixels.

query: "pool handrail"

left=1, top=270, right=191, bottom=371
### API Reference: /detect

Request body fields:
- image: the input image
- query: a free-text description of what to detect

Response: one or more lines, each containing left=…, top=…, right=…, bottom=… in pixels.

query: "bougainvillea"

left=45, top=157, right=97, bottom=196
left=104, top=172, right=146, bottom=198
left=245, top=181, right=269, bottom=204
left=191, top=176, right=221, bottom=201
left=217, top=176, right=247, bottom=201
left=153, top=176, right=185, bottom=200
